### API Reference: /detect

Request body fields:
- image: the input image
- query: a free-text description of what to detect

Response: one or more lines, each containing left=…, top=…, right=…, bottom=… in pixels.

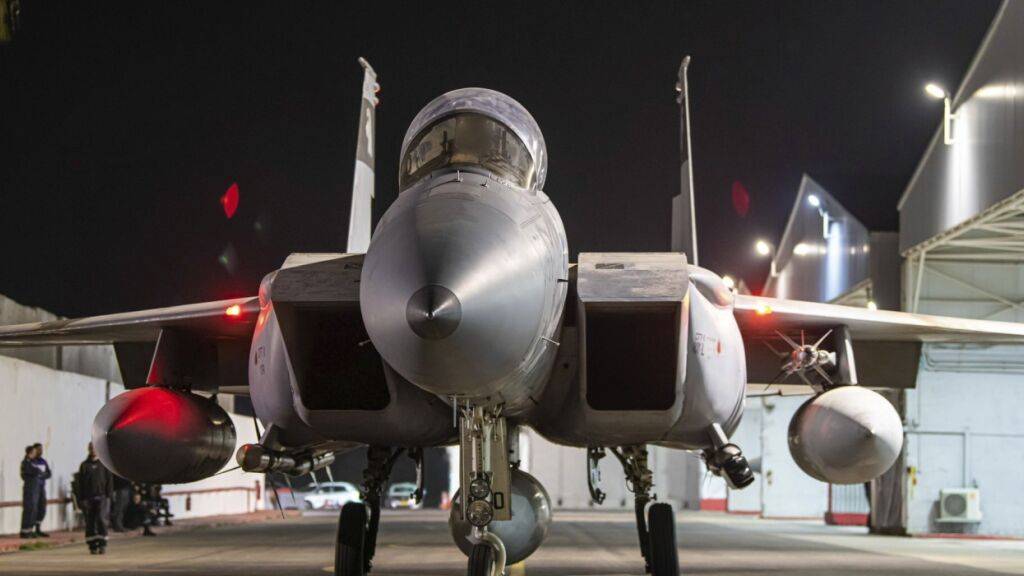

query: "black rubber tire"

left=467, top=543, right=494, bottom=576
left=647, top=503, right=680, bottom=576
left=335, top=502, right=368, bottom=576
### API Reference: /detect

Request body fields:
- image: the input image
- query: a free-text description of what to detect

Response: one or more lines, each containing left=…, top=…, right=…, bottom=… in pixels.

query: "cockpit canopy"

left=400, top=112, right=534, bottom=191
left=399, top=88, right=547, bottom=192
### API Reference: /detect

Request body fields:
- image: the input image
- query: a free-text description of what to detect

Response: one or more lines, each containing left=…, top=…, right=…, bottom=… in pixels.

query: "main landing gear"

left=592, top=445, right=679, bottom=576
left=334, top=446, right=425, bottom=576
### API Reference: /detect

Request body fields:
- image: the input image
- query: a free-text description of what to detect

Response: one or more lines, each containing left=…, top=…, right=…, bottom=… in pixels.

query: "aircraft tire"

left=647, top=503, right=680, bottom=576
left=467, top=543, right=494, bottom=576
left=335, top=502, right=368, bottom=576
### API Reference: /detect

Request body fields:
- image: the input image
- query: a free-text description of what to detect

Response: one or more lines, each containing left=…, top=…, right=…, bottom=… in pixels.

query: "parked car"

left=386, top=482, right=423, bottom=510
left=303, top=482, right=362, bottom=511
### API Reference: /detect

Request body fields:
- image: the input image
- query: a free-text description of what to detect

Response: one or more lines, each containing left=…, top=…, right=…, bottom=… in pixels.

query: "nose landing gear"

left=457, top=405, right=511, bottom=576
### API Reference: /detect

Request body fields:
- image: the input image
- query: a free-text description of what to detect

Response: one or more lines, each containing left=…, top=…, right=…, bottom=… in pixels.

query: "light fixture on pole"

left=925, top=83, right=957, bottom=145
left=806, top=193, right=831, bottom=239
left=754, top=239, right=777, bottom=277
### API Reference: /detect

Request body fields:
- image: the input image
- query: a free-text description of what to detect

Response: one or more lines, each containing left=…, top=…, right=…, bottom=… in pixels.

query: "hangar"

left=743, top=0, right=1024, bottom=537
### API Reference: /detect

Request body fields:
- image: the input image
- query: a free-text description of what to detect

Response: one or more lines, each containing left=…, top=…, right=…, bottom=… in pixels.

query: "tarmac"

left=0, top=509, right=1022, bottom=575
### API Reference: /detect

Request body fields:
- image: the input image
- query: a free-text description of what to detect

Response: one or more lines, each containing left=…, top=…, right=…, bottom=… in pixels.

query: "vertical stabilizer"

left=346, top=57, right=379, bottom=253
left=672, top=56, right=698, bottom=266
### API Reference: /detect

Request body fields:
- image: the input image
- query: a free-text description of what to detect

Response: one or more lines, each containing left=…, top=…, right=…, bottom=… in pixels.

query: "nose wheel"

left=468, top=544, right=494, bottom=576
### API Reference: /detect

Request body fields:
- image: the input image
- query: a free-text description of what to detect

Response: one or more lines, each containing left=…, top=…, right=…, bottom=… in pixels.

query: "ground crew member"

left=30, top=442, right=51, bottom=537
left=19, top=445, right=40, bottom=539
left=110, top=474, right=132, bottom=532
left=77, top=443, right=113, bottom=554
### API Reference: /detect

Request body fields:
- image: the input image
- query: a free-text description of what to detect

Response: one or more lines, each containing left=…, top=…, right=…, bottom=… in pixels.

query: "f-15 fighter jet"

left=4, top=58, right=1024, bottom=576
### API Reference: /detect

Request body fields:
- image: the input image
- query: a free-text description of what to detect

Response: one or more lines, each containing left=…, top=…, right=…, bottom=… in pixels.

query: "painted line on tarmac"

left=321, top=561, right=528, bottom=573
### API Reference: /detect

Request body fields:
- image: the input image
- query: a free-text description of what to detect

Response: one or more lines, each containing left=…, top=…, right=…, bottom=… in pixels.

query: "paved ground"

left=0, top=509, right=1022, bottom=575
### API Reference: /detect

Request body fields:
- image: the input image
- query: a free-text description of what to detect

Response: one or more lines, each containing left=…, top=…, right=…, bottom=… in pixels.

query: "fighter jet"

left=4, top=58, right=1024, bottom=576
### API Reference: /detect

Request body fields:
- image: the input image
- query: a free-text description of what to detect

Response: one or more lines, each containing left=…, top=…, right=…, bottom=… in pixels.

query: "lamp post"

left=806, top=193, right=831, bottom=239
left=925, top=83, right=957, bottom=145
left=754, top=239, right=778, bottom=278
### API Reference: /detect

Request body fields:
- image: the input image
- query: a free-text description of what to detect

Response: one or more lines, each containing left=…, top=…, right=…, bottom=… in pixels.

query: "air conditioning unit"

left=937, top=488, right=982, bottom=523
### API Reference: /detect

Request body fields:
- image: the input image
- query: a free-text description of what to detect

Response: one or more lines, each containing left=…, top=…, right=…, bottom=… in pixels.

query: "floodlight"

left=924, top=83, right=946, bottom=99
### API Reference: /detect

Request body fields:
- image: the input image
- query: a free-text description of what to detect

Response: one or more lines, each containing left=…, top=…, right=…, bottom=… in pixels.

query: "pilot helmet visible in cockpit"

left=399, top=88, right=547, bottom=193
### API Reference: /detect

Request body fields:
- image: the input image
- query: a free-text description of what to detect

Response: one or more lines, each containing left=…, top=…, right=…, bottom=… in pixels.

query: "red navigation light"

left=221, top=183, right=240, bottom=219
left=225, top=304, right=242, bottom=317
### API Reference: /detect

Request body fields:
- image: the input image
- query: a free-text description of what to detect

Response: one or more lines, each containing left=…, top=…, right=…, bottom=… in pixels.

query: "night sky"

left=0, top=2, right=999, bottom=317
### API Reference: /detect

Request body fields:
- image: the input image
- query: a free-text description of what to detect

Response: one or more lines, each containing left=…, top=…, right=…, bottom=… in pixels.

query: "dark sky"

left=0, top=1, right=1000, bottom=317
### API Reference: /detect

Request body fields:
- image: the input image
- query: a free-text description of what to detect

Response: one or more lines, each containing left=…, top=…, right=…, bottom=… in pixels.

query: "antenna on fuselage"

left=672, top=55, right=698, bottom=266
left=346, top=57, right=379, bottom=254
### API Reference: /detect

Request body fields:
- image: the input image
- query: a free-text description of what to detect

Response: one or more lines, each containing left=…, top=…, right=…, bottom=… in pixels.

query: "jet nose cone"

left=406, top=285, right=462, bottom=340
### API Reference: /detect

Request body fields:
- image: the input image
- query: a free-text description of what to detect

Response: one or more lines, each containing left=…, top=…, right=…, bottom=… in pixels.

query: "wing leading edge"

left=734, top=294, right=1024, bottom=342
left=0, top=297, right=259, bottom=346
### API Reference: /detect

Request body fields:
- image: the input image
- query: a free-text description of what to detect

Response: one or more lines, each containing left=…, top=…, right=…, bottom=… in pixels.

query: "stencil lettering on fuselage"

left=693, top=331, right=723, bottom=358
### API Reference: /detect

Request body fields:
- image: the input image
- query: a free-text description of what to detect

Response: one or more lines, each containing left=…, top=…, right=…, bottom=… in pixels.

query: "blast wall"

left=0, top=355, right=262, bottom=535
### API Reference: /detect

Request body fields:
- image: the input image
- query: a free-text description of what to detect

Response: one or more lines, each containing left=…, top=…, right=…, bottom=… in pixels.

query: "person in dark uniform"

left=77, top=442, right=113, bottom=554
left=19, top=445, right=40, bottom=539
left=124, top=488, right=157, bottom=536
left=30, top=443, right=51, bottom=537
left=110, top=474, right=132, bottom=532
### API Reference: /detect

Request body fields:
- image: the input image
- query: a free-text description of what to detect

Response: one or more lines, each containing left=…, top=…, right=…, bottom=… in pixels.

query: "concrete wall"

left=0, top=357, right=116, bottom=535
left=904, top=346, right=1024, bottom=536
left=0, top=293, right=61, bottom=368
left=0, top=355, right=262, bottom=535
left=0, top=293, right=121, bottom=383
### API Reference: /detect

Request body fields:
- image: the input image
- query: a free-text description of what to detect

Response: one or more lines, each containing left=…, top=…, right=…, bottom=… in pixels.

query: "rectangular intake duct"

left=577, top=253, right=689, bottom=428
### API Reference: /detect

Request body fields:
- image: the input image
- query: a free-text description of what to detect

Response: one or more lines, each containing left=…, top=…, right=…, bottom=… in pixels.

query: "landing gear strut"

left=457, top=405, right=511, bottom=576
left=334, top=446, right=414, bottom=576
left=610, top=444, right=679, bottom=576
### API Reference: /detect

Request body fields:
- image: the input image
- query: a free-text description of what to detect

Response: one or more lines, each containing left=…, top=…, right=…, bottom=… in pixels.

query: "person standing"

left=109, top=474, right=132, bottom=532
left=30, top=443, right=51, bottom=537
left=77, top=443, right=113, bottom=554
left=19, top=446, right=40, bottom=539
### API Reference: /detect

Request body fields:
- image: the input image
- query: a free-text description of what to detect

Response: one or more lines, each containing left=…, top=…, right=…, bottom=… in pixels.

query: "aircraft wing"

left=734, top=294, right=1024, bottom=342
left=734, top=294, right=1024, bottom=391
left=0, top=297, right=260, bottom=391
left=0, top=297, right=260, bottom=346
